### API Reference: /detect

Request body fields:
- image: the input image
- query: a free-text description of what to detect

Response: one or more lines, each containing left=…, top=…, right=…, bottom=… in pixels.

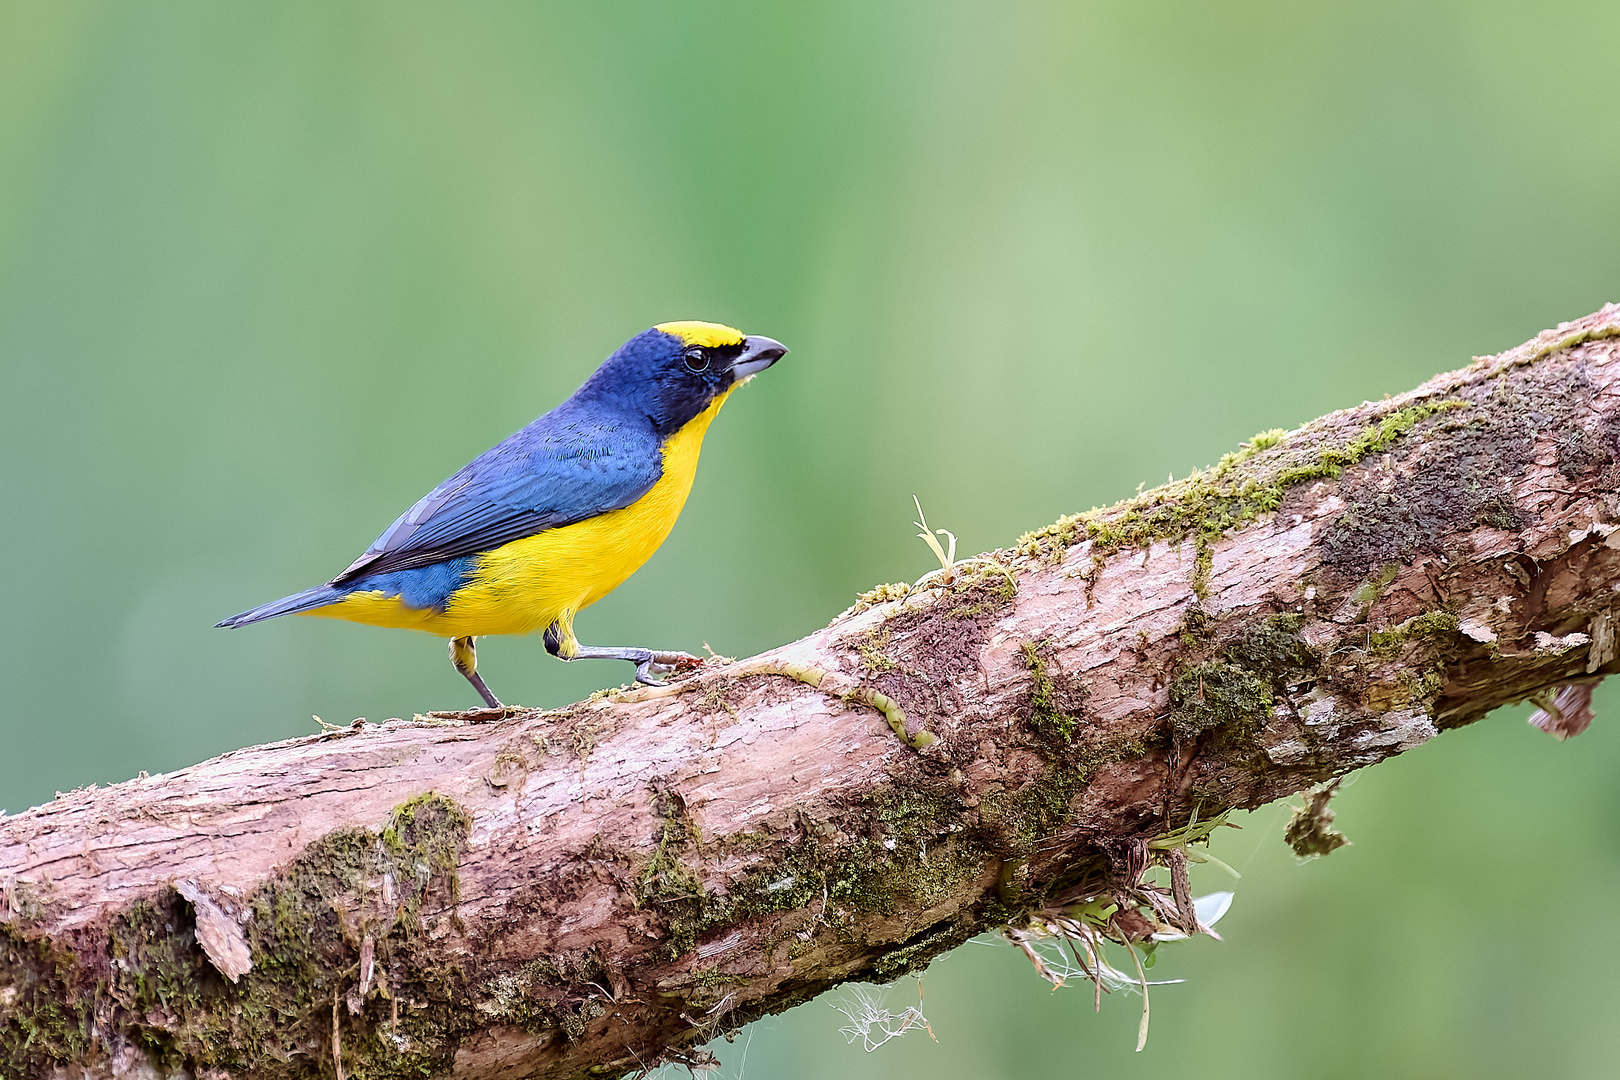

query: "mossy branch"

left=7, top=306, right=1620, bottom=1079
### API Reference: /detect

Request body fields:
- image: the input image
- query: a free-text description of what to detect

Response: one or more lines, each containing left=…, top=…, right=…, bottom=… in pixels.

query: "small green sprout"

left=912, top=495, right=958, bottom=580
left=1147, top=808, right=1241, bottom=878
left=907, top=497, right=1019, bottom=596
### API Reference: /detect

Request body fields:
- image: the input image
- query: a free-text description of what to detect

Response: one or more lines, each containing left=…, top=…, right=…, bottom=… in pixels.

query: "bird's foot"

left=633, top=650, right=703, bottom=686
left=551, top=635, right=705, bottom=686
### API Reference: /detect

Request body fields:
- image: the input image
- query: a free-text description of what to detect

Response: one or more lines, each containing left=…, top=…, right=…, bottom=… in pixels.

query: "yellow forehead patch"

left=654, top=320, right=745, bottom=348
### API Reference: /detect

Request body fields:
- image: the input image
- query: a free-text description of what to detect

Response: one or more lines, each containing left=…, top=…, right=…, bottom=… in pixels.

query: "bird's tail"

left=216, top=583, right=346, bottom=628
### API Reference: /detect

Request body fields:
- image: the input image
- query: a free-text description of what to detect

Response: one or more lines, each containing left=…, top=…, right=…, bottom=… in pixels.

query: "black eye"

left=683, top=347, right=710, bottom=373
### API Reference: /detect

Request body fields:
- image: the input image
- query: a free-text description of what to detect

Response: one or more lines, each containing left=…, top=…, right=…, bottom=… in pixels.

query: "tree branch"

left=7, top=306, right=1620, bottom=1079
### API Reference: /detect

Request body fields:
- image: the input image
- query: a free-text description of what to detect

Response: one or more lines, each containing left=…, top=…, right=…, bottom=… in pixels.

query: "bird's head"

left=580, top=321, right=788, bottom=437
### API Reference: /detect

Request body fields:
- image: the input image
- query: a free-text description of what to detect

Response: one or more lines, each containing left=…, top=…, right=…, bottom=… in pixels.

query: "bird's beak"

left=730, top=335, right=788, bottom=381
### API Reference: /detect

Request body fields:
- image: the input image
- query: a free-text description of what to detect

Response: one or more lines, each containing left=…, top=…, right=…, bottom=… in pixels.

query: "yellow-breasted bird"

left=217, top=321, right=787, bottom=707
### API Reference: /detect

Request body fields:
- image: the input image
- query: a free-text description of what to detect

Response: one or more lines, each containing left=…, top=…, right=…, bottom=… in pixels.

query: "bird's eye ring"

left=683, top=348, right=710, bottom=373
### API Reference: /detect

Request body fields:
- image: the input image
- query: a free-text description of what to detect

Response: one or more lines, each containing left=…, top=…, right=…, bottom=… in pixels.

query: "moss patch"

left=1169, top=614, right=1316, bottom=746
left=1, top=926, right=94, bottom=1077
left=1368, top=611, right=1461, bottom=659
left=1170, top=660, right=1272, bottom=742
left=1320, top=364, right=1600, bottom=582
left=854, top=630, right=899, bottom=674
left=638, top=790, right=707, bottom=913
left=1284, top=781, right=1351, bottom=858
left=1351, top=563, right=1402, bottom=617
left=945, top=564, right=1018, bottom=615
left=6, top=793, right=475, bottom=1079
left=1018, top=641, right=1089, bottom=745
left=630, top=764, right=1086, bottom=996
left=1016, top=401, right=1467, bottom=564
left=866, top=923, right=975, bottom=981
left=847, top=582, right=912, bottom=617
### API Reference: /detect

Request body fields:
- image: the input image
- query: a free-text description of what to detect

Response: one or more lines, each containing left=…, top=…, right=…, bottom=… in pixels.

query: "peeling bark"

left=7, top=306, right=1620, bottom=1080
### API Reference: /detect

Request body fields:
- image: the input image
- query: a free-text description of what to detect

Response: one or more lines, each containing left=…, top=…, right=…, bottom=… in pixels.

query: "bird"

left=217, top=321, right=787, bottom=708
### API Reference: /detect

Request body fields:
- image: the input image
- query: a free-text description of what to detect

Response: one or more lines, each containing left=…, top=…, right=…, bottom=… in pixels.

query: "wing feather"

left=331, top=413, right=661, bottom=584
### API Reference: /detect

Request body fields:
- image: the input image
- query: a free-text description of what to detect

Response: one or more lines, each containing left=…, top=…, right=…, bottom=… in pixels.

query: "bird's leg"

left=449, top=636, right=503, bottom=708
left=543, top=614, right=698, bottom=687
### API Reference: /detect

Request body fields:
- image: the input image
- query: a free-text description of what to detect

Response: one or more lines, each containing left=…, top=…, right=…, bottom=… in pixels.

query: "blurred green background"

left=3, top=2, right=1619, bottom=1077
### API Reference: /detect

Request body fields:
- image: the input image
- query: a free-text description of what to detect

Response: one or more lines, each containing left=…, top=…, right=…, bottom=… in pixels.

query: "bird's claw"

left=633, top=650, right=703, bottom=686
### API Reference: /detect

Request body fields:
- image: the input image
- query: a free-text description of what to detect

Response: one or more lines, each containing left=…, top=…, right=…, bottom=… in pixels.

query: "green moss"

left=1018, top=641, right=1086, bottom=744
left=486, top=749, right=528, bottom=791
left=1169, top=614, right=1315, bottom=744
left=564, top=715, right=608, bottom=762
left=721, top=831, right=771, bottom=852
left=854, top=630, right=899, bottom=674
left=636, top=769, right=1087, bottom=987
left=848, top=581, right=912, bottom=615
left=645, top=836, right=820, bottom=967
left=831, top=835, right=979, bottom=916
left=1015, top=399, right=1468, bottom=562
left=1247, top=428, right=1287, bottom=451
left=476, top=958, right=568, bottom=1032
left=1178, top=604, right=1211, bottom=648
left=1190, top=536, right=1214, bottom=600
left=635, top=790, right=810, bottom=962
left=1399, top=668, right=1445, bottom=699
left=868, top=925, right=967, bottom=981
left=687, top=967, right=747, bottom=993
left=1367, top=611, right=1460, bottom=659
left=992, top=856, right=1029, bottom=911
left=1170, top=660, right=1273, bottom=740
left=381, top=792, right=473, bottom=902
left=6, top=792, right=475, bottom=1079
left=847, top=563, right=1014, bottom=622
left=1473, top=495, right=1522, bottom=530
left=638, top=792, right=707, bottom=917
left=945, top=563, right=1018, bottom=614
left=557, top=997, right=606, bottom=1041
left=1229, top=612, right=1310, bottom=671
left=1317, top=363, right=1612, bottom=578
left=1518, top=320, right=1620, bottom=368
left=818, top=786, right=990, bottom=916
left=1284, top=782, right=1351, bottom=858
left=1340, top=402, right=1469, bottom=464
left=1204, top=427, right=1293, bottom=479
left=0, top=926, right=93, bottom=1076
left=977, top=772, right=1090, bottom=871
left=473, top=947, right=618, bottom=1039
left=1353, top=563, right=1401, bottom=607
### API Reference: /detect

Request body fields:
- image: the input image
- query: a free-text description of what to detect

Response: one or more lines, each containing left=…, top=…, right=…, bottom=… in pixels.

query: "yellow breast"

left=310, top=388, right=734, bottom=638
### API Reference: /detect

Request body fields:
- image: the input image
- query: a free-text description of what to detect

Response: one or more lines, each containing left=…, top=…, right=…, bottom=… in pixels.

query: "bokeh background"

left=4, top=2, right=1620, bottom=1077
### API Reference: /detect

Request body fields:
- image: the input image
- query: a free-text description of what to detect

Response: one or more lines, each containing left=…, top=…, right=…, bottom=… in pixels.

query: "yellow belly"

left=307, top=388, right=733, bottom=638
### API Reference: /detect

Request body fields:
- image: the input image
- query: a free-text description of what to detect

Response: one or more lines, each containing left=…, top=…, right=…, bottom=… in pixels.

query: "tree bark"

left=7, top=306, right=1620, bottom=1080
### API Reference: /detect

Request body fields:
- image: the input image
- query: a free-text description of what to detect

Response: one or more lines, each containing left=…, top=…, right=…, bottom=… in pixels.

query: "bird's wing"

left=330, top=417, right=662, bottom=584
